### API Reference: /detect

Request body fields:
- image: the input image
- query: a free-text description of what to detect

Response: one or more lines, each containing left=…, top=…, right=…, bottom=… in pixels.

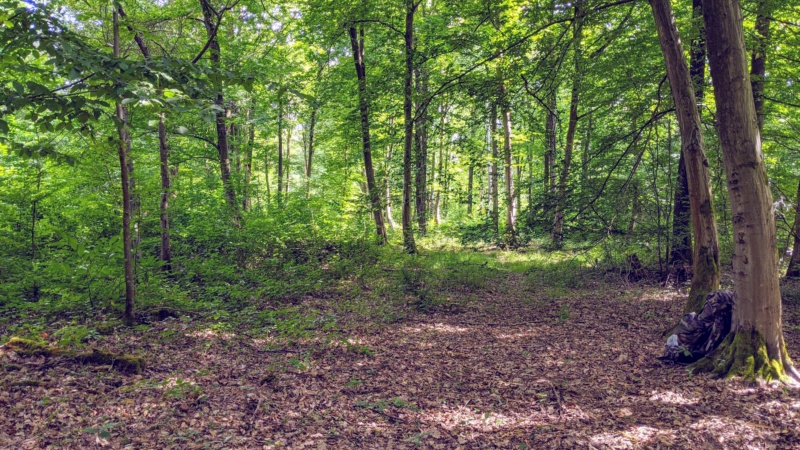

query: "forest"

left=2, top=0, right=800, bottom=447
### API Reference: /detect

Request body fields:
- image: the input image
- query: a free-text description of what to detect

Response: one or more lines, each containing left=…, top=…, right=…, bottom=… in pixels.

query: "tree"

left=650, top=0, right=720, bottom=314
left=402, top=0, right=419, bottom=254
left=698, top=0, right=799, bottom=381
left=348, top=25, right=388, bottom=244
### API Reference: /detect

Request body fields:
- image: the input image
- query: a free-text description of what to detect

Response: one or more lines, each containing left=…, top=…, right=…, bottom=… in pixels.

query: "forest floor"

left=2, top=252, right=800, bottom=449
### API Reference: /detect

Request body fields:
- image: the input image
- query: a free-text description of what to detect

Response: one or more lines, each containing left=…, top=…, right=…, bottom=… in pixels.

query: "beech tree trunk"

left=285, top=124, right=291, bottom=193
left=490, top=103, right=499, bottom=235
left=467, top=161, right=474, bottom=216
left=500, top=82, right=516, bottom=244
left=402, top=0, right=418, bottom=253
left=243, top=108, right=254, bottom=211
left=699, top=0, right=798, bottom=381
left=787, top=179, right=800, bottom=277
left=277, top=94, right=284, bottom=205
left=651, top=0, right=720, bottom=314
left=113, top=11, right=135, bottom=325
left=158, top=114, right=172, bottom=272
left=750, top=0, right=771, bottom=133
left=349, top=26, right=388, bottom=244
left=199, top=0, right=239, bottom=224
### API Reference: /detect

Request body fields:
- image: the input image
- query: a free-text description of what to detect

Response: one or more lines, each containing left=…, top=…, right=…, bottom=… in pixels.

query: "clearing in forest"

left=2, top=251, right=799, bottom=449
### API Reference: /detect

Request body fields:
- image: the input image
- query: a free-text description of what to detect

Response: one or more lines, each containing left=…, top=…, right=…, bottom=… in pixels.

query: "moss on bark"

left=684, top=246, right=719, bottom=314
left=692, top=330, right=786, bottom=382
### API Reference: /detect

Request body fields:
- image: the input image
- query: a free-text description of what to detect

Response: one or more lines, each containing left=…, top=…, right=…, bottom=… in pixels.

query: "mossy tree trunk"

left=699, top=0, right=799, bottom=382
left=650, top=0, right=720, bottom=314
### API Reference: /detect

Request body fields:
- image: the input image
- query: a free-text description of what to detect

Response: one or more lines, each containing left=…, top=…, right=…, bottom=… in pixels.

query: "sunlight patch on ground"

left=648, top=389, right=699, bottom=405
left=689, top=415, right=777, bottom=448
left=495, top=328, right=540, bottom=340
left=399, top=323, right=471, bottom=334
left=636, top=290, right=684, bottom=303
left=590, top=426, right=669, bottom=449
left=186, top=329, right=236, bottom=340
left=418, top=405, right=552, bottom=433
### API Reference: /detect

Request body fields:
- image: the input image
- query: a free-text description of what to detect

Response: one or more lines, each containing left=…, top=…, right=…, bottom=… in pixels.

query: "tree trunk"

left=285, top=124, right=291, bottom=194
left=243, top=108, right=254, bottom=211
left=552, top=2, right=583, bottom=248
left=306, top=105, right=316, bottom=198
left=467, top=161, right=474, bottom=216
left=544, top=91, right=557, bottom=211
left=669, top=133, right=693, bottom=270
left=414, top=68, right=429, bottom=236
left=787, top=179, right=800, bottom=277
left=349, top=26, right=388, bottom=244
left=402, top=0, right=418, bottom=253
left=750, top=0, right=771, bottom=133
left=113, top=11, right=135, bottom=325
left=500, top=82, right=516, bottom=244
left=490, top=103, right=499, bottom=235
left=158, top=113, right=172, bottom=272
left=697, top=0, right=799, bottom=381
left=199, top=0, right=239, bottom=224
left=650, top=0, right=720, bottom=314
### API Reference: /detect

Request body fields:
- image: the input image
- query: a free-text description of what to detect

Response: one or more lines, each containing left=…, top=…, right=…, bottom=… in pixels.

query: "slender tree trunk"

left=243, top=108, right=254, bottom=211
left=285, top=124, right=291, bottom=194
left=277, top=94, right=284, bottom=205
left=402, top=0, right=418, bottom=253
left=113, top=11, right=135, bottom=324
left=552, top=3, right=583, bottom=247
left=787, top=179, right=800, bottom=277
left=500, top=82, right=516, bottom=243
left=490, top=103, right=499, bottom=235
left=414, top=68, right=429, bottom=235
left=349, top=26, right=388, bottom=244
left=698, top=0, right=799, bottom=381
left=544, top=91, right=557, bottom=212
left=306, top=105, right=316, bottom=198
left=651, top=0, right=720, bottom=313
left=467, top=161, right=474, bottom=216
left=158, top=113, right=172, bottom=272
left=199, top=0, right=239, bottom=224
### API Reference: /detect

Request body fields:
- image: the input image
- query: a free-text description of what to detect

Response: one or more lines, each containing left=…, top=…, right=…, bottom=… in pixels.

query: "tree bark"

left=750, top=0, right=771, bottom=133
left=787, top=179, right=800, bottom=277
left=285, top=123, right=291, bottom=193
left=650, top=0, right=720, bottom=314
left=490, top=103, right=499, bottom=235
left=467, top=161, right=474, bottom=216
left=699, top=0, right=798, bottom=381
left=552, top=2, right=583, bottom=248
left=277, top=93, right=284, bottom=205
left=544, top=90, right=557, bottom=211
left=349, top=26, right=388, bottom=244
left=199, top=0, right=239, bottom=224
left=500, top=82, right=516, bottom=244
left=402, top=0, right=418, bottom=253
left=414, top=68, right=429, bottom=235
left=158, top=113, right=172, bottom=272
left=243, top=108, right=254, bottom=210
left=113, top=11, right=135, bottom=325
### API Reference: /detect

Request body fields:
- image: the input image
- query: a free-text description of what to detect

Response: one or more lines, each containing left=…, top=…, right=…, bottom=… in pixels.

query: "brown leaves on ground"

left=1, top=274, right=799, bottom=449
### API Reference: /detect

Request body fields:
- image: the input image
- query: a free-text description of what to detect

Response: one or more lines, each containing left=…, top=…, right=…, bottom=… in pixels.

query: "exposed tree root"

left=693, top=330, right=800, bottom=384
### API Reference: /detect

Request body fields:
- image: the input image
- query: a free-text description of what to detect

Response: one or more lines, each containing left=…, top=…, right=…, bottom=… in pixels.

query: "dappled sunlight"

left=186, top=329, right=236, bottom=340
left=590, top=425, right=671, bottom=449
left=398, top=323, right=472, bottom=334
left=648, top=389, right=699, bottom=406
left=494, top=328, right=540, bottom=340
left=417, top=404, right=547, bottom=432
left=689, top=415, right=779, bottom=447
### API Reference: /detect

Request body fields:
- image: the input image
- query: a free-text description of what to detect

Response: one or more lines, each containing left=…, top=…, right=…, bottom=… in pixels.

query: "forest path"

left=2, top=272, right=800, bottom=449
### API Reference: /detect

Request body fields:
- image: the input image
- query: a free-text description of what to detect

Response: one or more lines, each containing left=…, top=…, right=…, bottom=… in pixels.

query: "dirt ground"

left=2, top=272, right=799, bottom=449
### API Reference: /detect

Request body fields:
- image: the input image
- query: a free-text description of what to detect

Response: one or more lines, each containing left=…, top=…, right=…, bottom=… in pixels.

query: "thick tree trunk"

left=651, top=0, right=720, bottom=314
left=552, top=3, right=583, bottom=248
left=490, top=103, right=499, bottom=235
left=349, top=26, right=388, bottom=244
left=199, top=0, right=239, bottom=224
left=698, top=0, right=799, bottom=381
left=402, top=0, right=418, bottom=253
left=750, top=0, right=771, bottom=133
left=113, top=11, right=135, bottom=325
